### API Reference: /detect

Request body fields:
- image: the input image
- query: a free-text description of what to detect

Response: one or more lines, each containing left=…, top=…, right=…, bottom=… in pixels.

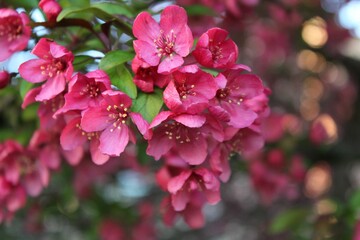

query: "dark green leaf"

left=99, top=50, right=135, bottom=70
left=73, top=55, right=96, bottom=71
left=270, top=208, right=309, bottom=234
left=92, top=2, right=135, bottom=18
left=184, top=4, right=217, bottom=16
left=132, top=89, right=163, bottom=122
left=99, top=51, right=137, bottom=98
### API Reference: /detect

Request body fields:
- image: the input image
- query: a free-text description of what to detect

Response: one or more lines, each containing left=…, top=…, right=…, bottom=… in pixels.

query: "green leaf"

left=73, top=55, right=95, bottom=71
left=184, top=4, right=217, bottom=16
left=4, top=0, right=38, bottom=10
left=92, top=2, right=134, bottom=18
left=56, top=4, right=133, bottom=35
left=99, top=50, right=135, bottom=70
left=270, top=208, right=309, bottom=234
left=19, top=78, right=34, bottom=99
left=99, top=51, right=137, bottom=98
left=132, top=89, right=163, bottom=123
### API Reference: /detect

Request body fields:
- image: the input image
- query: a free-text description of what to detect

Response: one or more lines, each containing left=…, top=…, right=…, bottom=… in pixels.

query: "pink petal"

left=129, top=112, right=149, bottom=137
left=90, top=138, right=110, bottom=165
left=146, top=130, right=174, bottom=160
left=133, top=12, right=161, bottom=43
left=167, top=170, right=192, bottom=193
left=160, top=6, right=189, bottom=40
left=171, top=189, right=189, bottom=211
left=173, top=114, right=206, bottom=128
left=19, top=59, right=49, bottom=83
left=163, top=81, right=182, bottom=111
left=35, top=74, right=66, bottom=101
left=40, top=145, right=61, bottom=170
left=60, top=117, right=87, bottom=150
left=22, top=87, right=41, bottom=108
left=81, top=107, right=110, bottom=132
left=99, top=125, right=129, bottom=156
left=32, top=38, right=51, bottom=58
left=158, top=55, right=184, bottom=74
left=184, top=204, right=205, bottom=229
left=24, top=173, right=43, bottom=197
left=178, top=137, right=207, bottom=165
left=62, top=147, right=84, bottom=166
left=134, top=40, right=159, bottom=66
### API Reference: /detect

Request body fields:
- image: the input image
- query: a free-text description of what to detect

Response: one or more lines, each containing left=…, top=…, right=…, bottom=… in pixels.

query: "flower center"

left=75, top=122, right=98, bottom=140
left=209, top=42, right=223, bottom=61
left=106, top=104, right=128, bottom=132
left=216, top=87, right=243, bottom=105
left=0, top=17, right=23, bottom=42
left=177, top=82, right=196, bottom=99
left=40, top=60, right=67, bottom=78
left=164, top=121, right=200, bottom=143
left=154, top=29, right=176, bottom=57
left=80, top=83, right=100, bottom=98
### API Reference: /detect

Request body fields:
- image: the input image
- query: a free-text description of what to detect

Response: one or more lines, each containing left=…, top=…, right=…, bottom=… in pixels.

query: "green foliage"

left=99, top=50, right=137, bottom=99
left=270, top=208, right=310, bottom=234
left=184, top=4, right=217, bottom=16
left=19, top=78, right=33, bottom=99
left=132, top=89, right=163, bottom=123
left=73, top=55, right=96, bottom=71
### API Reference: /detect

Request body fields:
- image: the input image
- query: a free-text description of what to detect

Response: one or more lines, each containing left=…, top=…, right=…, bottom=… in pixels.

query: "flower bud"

left=0, top=71, right=10, bottom=89
left=39, top=0, right=62, bottom=22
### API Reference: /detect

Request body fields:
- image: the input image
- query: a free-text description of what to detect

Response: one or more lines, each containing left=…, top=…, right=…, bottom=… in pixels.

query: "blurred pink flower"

left=0, top=9, right=31, bottom=61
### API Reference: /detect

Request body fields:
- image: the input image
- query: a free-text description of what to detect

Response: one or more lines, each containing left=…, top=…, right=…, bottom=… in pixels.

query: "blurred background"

left=1, top=0, right=360, bottom=239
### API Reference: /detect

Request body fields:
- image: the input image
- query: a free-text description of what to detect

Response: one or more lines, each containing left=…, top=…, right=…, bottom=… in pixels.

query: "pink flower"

left=161, top=194, right=205, bottom=229
left=210, top=69, right=265, bottom=129
left=193, top=28, right=238, bottom=69
left=132, top=55, right=170, bottom=92
left=60, top=115, right=109, bottom=165
left=0, top=9, right=31, bottom=61
left=0, top=70, right=10, bottom=89
left=133, top=5, right=193, bottom=74
left=163, top=66, right=218, bottom=114
left=146, top=111, right=208, bottom=165
left=167, top=168, right=220, bottom=211
left=81, top=90, right=148, bottom=157
left=19, top=38, right=74, bottom=101
left=39, top=0, right=62, bottom=22
left=56, top=70, right=111, bottom=115
left=99, top=219, right=124, bottom=240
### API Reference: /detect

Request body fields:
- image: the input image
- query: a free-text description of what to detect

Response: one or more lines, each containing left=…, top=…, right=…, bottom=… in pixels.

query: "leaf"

left=56, top=4, right=133, bottom=35
left=132, top=89, right=163, bottom=123
left=19, top=78, right=34, bottom=99
left=184, top=4, right=217, bottom=16
left=99, top=50, right=134, bottom=70
left=92, top=2, right=134, bottom=18
left=269, top=208, right=309, bottom=234
left=99, top=51, right=137, bottom=98
left=73, top=55, right=95, bottom=71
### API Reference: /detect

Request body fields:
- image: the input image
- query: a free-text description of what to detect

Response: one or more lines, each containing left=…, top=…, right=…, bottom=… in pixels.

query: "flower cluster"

left=3, top=4, right=269, bottom=229
left=132, top=5, right=269, bottom=228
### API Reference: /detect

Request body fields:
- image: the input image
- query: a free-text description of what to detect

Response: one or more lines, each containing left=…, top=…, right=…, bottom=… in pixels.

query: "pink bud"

left=0, top=71, right=10, bottom=89
left=39, top=0, right=62, bottom=22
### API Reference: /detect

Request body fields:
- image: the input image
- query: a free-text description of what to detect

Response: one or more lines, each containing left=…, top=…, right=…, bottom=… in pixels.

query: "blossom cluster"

left=132, top=5, right=269, bottom=227
left=0, top=4, right=269, bottom=229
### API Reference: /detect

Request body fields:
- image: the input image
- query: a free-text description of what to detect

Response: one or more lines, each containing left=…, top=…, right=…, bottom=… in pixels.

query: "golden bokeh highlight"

left=313, top=114, right=338, bottom=143
left=305, top=163, right=332, bottom=198
left=302, top=17, right=328, bottom=48
left=297, top=50, right=327, bottom=73
left=303, top=77, right=324, bottom=100
left=300, top=98, right=320, bottom=121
